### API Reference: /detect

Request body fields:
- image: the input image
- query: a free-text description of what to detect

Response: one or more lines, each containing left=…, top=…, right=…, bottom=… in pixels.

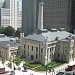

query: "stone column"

left=38, top=2, right=44, bottom=30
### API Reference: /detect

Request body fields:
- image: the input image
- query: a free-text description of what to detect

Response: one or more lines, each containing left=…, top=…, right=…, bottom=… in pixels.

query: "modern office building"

left=4, top=0, right=20, bottom=30
left=17, top=10, right=22, bottom=29
left=0, top=0, right=5, bottom=8
left=41, top=0, right=71, bottom=32
left=22, top=0, right=75, bottom=33
left=0, top=8, right=10, bottom=27
left=20, top=29, right=75, bottom=65
left=22, top=0, right=40, bottom=34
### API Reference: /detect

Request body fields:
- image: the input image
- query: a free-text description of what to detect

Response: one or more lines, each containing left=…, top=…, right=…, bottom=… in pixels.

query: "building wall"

left=20, top=36, right=75, bottom=65
left=5, top=0, right=20, bottom=30
left=23, top=39, right=46, bottom=65
left=0, top=45, right=18, bottom=60
left=0, top=8, right=10, bottom=27
left=0, top=0, right=5, bottom=8
left=55, top=39, right=75, bottom=63
left=0, top=46, right=9, bottom=60
left=22, top=0, right=75, bottom=33
left=17, top=10, right=22, bottom=29
left=41, top=0, right=71, bottom=31
left=22, top=0, right=40, bottom=34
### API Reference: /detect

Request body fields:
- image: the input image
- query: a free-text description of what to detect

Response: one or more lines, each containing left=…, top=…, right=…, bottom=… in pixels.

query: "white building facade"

left=0, top=8, right=10, bottom=27
left=5, top=0, right=19, bottom=30
left=20, top=29, right=75, bottom=65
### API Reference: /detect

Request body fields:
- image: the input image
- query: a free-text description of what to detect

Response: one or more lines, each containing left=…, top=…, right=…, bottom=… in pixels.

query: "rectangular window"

left=28, top=51, right=29, bottom=56
left=24, top=50, right=25, bottom=55
left=32, top=46, right=33, bottom=51
left=41, top=48, right=43, bottom=54
left=41, top=55, right=42, bottom=60
left=36, top=47, right=38, bottom=52
left=50, top=48, right=51, bottom=52
left=58, top=46, right=60, bottom=50
left=52, top=47, right=54, bottom=51
left=24, top=44, right=25, bottom=48
left=36, top=54, right=38, bottom=59
left=28, top=45, right=29, bottom=50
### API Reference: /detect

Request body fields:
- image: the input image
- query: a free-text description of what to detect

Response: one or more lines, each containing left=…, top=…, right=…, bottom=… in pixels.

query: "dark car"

left=56, top=72, right=64, bottom=75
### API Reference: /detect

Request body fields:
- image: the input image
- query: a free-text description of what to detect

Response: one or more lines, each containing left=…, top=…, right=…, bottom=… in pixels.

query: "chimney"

left=38, top=2, right=44, bottom=30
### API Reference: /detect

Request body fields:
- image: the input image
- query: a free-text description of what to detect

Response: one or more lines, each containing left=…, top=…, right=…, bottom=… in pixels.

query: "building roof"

left=24, top=29, right=75, bottom=42
left=0, top=41, right=20, bottom=48
left=0, top=34, right=10, bottom=42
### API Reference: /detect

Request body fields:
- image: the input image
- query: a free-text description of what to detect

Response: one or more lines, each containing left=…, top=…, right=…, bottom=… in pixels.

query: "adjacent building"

left=0, top=8, right=10, bottom=27
left=22, top=0, right=75, bottom=33
left=0, top=34, right=20, bottom=60
left=0, top=0, right=21, bottom=30
left=0, top=0, right=5, bottom=8
left=0, top=41, right=19, bottom=60
left=20, top=29, right=75, bottom=65
left=22, top=0, right=40, bottom=34
left=17, top=10, right=22, bottom=29
left=5, top=0, right=20, bottom=30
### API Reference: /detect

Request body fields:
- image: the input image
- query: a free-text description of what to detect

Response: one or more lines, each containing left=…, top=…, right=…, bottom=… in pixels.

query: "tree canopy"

left=3, top=26, right=15, bottom=36
left=0, top=26, right=21, bottom=37
left=15, top=30, right=20, bottom=38
left=0, top=26, right=5, bottom=34
left=14, top=57, right=21, bottom=67
left=2, top=56, right=5, bottom=66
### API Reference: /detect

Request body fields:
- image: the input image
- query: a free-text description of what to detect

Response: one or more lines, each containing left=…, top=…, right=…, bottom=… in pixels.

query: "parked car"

left=56, top=72, right=64, bottom=75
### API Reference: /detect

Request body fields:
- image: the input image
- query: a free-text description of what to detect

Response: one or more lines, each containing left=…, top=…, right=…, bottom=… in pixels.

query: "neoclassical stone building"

left=20, top=29, right=75, bottom=65
left=0, top=41, right=19, bottom=60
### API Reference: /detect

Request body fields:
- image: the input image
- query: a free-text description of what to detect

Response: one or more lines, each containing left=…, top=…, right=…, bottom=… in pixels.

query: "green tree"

left=15, top=30, right=20, bottom=38
left=0, top=26, right=5, bottom=34
left=3, top=26, right=15, bottom=36
left=2, top=56, right=5, bottom=66
left=14, top=57, right=21, bottom=67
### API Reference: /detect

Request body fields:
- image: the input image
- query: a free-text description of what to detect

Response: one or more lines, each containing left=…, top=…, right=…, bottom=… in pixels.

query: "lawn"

left=35, top=60, right=64, bottom=71
left=24, top=60, right=64, bottom=71
left=25, top=61, right=41, bottom=68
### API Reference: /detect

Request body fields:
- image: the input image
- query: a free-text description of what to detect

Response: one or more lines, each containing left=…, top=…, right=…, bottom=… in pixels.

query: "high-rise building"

left=0, top=0, right=5, bottom=8
left=17, top=10, right=22, bottom=29
left=42, top=0, right=71, bottom=32
left=22, top=0, right=40, bottom=34
left=0, top=8, right=10, bottom=27
left=22, top=0, right=75, bottom=33
left=5, top=0, right=20, bottom=30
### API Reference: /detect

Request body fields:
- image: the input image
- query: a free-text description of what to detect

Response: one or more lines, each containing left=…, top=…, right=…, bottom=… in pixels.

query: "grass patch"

left=24, top=60, right=65, bottom=71
left=25, top=61, right=40, bottom=68
left=35, top=60, right=64, bottom=71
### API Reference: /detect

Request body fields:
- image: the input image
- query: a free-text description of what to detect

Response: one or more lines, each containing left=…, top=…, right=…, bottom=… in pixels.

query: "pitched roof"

left=0, top=41, right=19, bottom=48
left=24, top=30, right=75, bottom=42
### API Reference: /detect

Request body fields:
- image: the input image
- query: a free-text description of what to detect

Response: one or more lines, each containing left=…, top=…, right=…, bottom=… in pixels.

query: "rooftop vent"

left=58, top=28, right=65, bottom=31
left=68, top=34, right=71, bottom=37
left=66, top=37, right=69, bottom=40
left=50, top=28, right=58, bottom=32
left=55, top=37, right=59, bottom=40
left=37, top=29, right=48, bottom=34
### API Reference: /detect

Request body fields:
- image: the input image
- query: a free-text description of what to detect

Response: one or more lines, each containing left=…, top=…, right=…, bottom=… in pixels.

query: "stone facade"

left=20, top=30, right=75, bottom=65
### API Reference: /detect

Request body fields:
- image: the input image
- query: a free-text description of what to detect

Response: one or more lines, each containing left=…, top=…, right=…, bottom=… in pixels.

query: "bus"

left=0, top=67, right=5, bottom=74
